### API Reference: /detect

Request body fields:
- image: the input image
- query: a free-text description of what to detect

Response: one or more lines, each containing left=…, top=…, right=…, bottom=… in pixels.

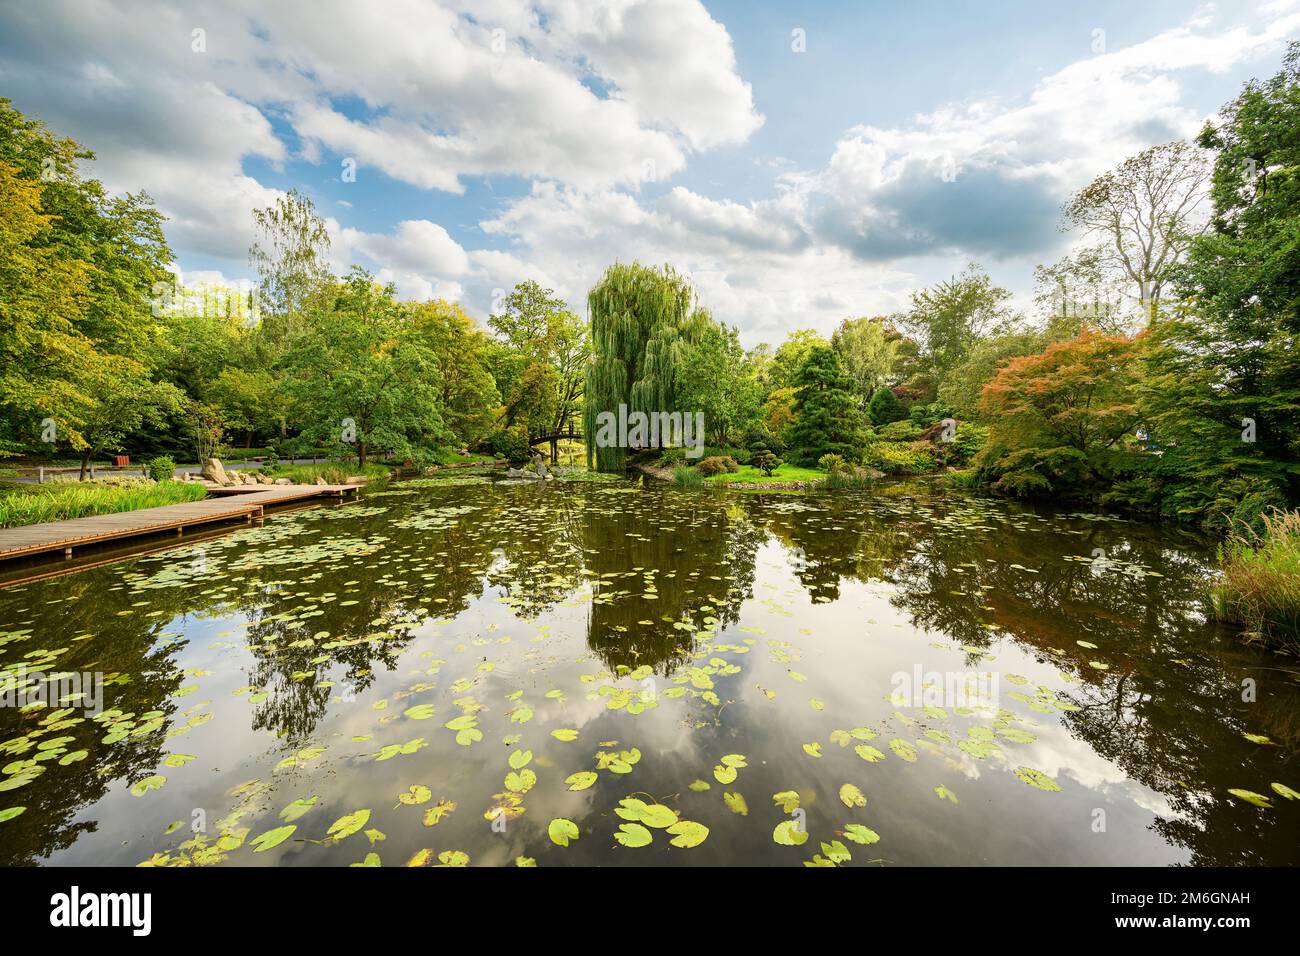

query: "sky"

left=1, top=0, right=1297, bottom=346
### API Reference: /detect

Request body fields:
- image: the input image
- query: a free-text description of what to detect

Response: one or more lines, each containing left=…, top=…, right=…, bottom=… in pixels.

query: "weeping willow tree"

left=584, top=262, right=711, bottom=471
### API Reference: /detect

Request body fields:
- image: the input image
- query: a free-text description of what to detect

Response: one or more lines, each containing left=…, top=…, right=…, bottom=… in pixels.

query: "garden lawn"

left=703, top=463, right=826, bottom=484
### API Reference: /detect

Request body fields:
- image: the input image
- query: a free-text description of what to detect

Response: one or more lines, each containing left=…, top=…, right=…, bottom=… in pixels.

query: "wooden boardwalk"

left=0, top=485, right=358, bottom=563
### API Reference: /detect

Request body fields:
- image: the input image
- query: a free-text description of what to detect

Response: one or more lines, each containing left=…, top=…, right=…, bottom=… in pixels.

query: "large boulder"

left=274, top=477, right=292, bottom=485
left=200, top=458, right=229, bottom=484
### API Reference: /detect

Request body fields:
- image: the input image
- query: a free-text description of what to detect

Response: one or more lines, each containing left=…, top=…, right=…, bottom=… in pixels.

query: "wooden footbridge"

left=0, top=484, right=358, bottom=564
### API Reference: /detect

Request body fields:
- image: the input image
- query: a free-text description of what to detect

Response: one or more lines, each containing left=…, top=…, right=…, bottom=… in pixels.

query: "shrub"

left=1210, top=510, right=1300, bottom=654
left=862, top=441, right=935, bottom=475
left=817, top=453, right=848, bottom=474
left=658, top=447, right=687, bottom=466
left=877, top=420, right=923, bottom=442
left=673, top=465, right=705, bottom=488
left=484, top=427, right=531, bottom=465
left=868, top=387, right=906, bottom=426
left=743, top=424, right=784, bottom=455
left=752, top=448, right=783, bottom=476
left=697, top=455, right=740, bottom=476
left=145, top=455, right=176, bottom=482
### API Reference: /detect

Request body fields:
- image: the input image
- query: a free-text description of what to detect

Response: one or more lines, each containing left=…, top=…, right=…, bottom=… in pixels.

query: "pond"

left=1, top=471, right=1297, bottom=866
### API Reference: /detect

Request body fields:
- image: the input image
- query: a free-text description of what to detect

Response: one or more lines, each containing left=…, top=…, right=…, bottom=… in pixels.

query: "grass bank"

left=1210, top=510, right=1300, bottom=654
left=0, top=480, right=207, bottom=528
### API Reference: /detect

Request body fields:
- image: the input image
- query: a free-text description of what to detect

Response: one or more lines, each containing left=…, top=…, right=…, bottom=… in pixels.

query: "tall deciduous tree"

left=904, top=264, right=1013, bottom=386
left=831, top=316, right=899, bottom=409
left=283, top=269, right=447, bottom=467
left=584, top=263, right=706, bottom=471
left=1063, top=141, right=1211, bottom=323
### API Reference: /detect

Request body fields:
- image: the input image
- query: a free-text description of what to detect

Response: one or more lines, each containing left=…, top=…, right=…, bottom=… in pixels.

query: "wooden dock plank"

left=0, top=484, right=359, bottom=562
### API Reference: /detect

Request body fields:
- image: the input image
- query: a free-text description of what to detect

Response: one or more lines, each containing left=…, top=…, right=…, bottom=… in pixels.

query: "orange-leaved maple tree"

left=976, top=329, right=1146, bottom=496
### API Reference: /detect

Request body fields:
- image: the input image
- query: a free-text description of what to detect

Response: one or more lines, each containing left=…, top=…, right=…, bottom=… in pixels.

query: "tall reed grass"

left=0, top=481, right=207, bottom=528
left=1210, top=509, right=1300, bottom=654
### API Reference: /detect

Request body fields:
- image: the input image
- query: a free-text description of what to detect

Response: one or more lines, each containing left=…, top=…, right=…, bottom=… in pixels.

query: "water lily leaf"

left=839, top=783, right=867, bottom=808
left=280, top=796, right=318, bottom=822
left=130, top=774, right=166, bottom=797
left=351, top=852, right=381, bottom=867
left=250, top=824, right=296, bottom=852
left=508, top=749, right=533, bottom=770
left=423, top=799, right=456, bottom=826
left=505, top=769, right=537, bottom=794
left=406, top=848, right=434, bottom=867
left=1014, top=767, right=1061, bottom=792
left=934, top=785, right=958, bottom=803
left=327, top=809, right=371, bottom=841
left=1227, top=788, right=1272, bottom=808
left=565, top=771, right=598, bottom=791
left=888, top=739, right=917, bottom=762
left=820, top=839, right=851, bottom=864
left=713, top=764, right=738, bottom=784
left=403, top=704, right=435, bottom=720
left=551, top=729, right=579, bottom=741
left=687, top=779, right=711, bottom=792
left=773, top=820, right=809, bottom=846
left=854, top=744, right=886, bottom=762
left=802, top=742, right=822, bottom=758
left=548, top=818, right=579, bottom=846
left=437, top=850, right=469, bottom=866
left=455, top=728, right=483, bottom=747
left=639, top=803, right=679, bottom=828
left=720, top=753, right=748, bottom=768
left=842, top=823, right=879, bottom=845
left=723, top=792, right=748, bottom=816
left=399, top=785, right=432, bottom=806
left=666, top=820, right=708, bottom=848
left=515, top=856, right=536, bottom=867
left=772, top=790, right=800, bottom=812
left=509, top=705, right=533, bottom=724
left=1271, top=782, right=1299, bottom=801
left=614, top=822, right=652, bottom=847
left=0, top=806, right=25, bottom=823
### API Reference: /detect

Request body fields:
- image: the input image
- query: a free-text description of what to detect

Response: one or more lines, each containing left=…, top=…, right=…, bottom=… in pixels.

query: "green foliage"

left=485, top=427, right=532, bottom=465
left=282, top=269, right=449, bottom=468
left=0, top=480, right=204, bottom=528
left=145, top=455, right=176, bottom=482
left=862, top=442, right=936, bottom=475
left=817, top=453, right=848, bottom=474
left=877, top=420, right=923, bottom=442
left=786, top=346, right=868, bottom=466
left=867, top=388, right=906, bottom=426
left=584, top=263, right=709, bottom=471
left=672, top=465, right=705, bottom=487
left=743, top=424, right=784, bottom=455
left=751, top=448, right=782, bottom=477
left=1210, top=510, right=1300, bottom=653
left=696, top=456, right=740, bottom=476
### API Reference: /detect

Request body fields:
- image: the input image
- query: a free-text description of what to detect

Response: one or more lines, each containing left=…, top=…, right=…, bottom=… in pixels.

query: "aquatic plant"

left=1210, top=509, right=1300, bottom=653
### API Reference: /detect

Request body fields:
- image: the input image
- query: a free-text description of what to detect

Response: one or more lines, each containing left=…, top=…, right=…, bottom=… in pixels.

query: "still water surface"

left=1, top=471, right=1297, bottom=866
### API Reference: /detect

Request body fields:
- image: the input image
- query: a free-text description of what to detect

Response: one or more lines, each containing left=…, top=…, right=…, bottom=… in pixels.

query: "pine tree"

left=786, top=345, right=868, bottom=465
